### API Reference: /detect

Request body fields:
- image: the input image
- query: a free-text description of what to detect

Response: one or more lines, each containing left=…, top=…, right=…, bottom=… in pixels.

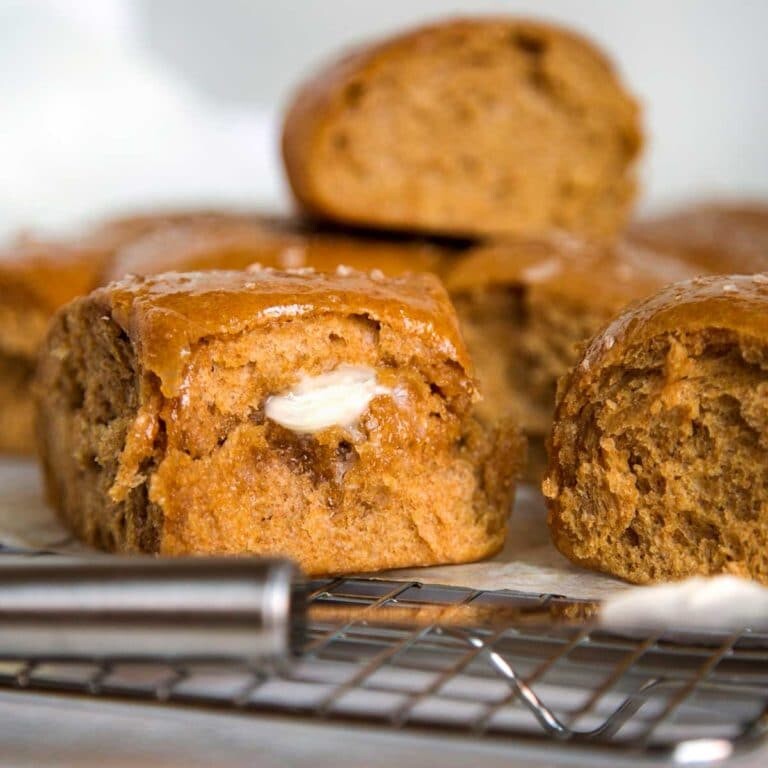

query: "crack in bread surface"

left=552, top=330, right=768, bottom=583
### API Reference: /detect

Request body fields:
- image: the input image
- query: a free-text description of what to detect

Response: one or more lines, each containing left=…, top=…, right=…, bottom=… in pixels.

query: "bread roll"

left=0, top=238, right=109, bottom=453
left=545, top=273, right=768, bottom=584
left=36, top=268, right=522, bottom=574
left=283, top=18, right=642, bottom=239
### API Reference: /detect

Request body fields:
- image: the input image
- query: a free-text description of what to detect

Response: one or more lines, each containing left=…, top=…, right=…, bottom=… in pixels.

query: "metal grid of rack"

left=0, top=575, right=765, bottom=763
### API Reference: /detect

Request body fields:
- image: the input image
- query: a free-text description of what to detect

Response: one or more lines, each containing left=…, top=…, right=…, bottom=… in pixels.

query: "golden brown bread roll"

left=283, top=17, right=642, bottom=240
left=544, top=273, right=768, bottom=584
left=36, top=268, right=523, bottom=574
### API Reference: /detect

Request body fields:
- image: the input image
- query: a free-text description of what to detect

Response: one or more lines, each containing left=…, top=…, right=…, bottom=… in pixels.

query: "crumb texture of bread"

left=36, top=298, right=163, bottom=550
left=36, top=269, right=521, bottom=575
left=283, top=17, right=642, bottom=239
left=446, top=234, right=699, bottom=480
left=102, top=214, right=715, bottom=490
left=545, top=274, right=768, bottom=584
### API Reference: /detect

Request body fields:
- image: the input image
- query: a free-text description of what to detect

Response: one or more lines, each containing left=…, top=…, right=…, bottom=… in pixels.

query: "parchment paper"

left=0, top=459, right=630, bottom=600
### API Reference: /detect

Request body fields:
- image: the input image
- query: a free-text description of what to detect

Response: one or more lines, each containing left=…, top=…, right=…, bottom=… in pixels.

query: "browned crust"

left=552, top=273, right=768, bottom=392
left=101, top=267, right=473, bottom=398
left=104, top=216, right=447, bottom=283
left=630, top=201, right=768, bottom=275
left=445, top=233, right=699, bottom=314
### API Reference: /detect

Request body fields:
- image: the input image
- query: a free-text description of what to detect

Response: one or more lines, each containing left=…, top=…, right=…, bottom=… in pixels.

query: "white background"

left=1, top=0, right=767, bottom=236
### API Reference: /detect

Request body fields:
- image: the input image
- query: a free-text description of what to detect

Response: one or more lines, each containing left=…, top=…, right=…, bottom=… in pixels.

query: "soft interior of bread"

left=37, top=300, right=163, bottom=551
left=452, top=285, right=607, bottom=479
left=42, top=303, right=519, bottom=573
left=312, top=25, right=638, bottom=236
left=552, top=330, right=768, bottom=583
left=522, top=294, right=614, bottom=430
left=141, top=312, right=516, bottom=573
left=451, top=287, right=526, bottom=425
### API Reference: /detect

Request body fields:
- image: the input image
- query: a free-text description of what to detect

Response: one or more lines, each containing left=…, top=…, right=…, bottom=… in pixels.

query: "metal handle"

left=0, top=557, right=302, bottom=662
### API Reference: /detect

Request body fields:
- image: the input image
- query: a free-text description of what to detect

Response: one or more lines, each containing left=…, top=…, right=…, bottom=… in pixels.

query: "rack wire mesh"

left=0, top=571, right=765, bottom=763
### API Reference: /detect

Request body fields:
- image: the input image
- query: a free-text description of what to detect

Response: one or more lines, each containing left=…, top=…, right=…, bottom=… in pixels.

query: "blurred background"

left=1, top=0, right=767, bottom=237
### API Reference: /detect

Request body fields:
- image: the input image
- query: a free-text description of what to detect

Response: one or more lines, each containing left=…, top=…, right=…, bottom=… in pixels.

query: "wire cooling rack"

left=0, top=574, right=765, bottom=764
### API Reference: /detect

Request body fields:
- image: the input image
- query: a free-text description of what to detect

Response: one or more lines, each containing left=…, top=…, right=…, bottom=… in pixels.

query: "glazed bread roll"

left=36, top=268, right=522, bottom=574
left=544, top=274, right=768, bottom=584
left=283, top=17, right=642, bottom=240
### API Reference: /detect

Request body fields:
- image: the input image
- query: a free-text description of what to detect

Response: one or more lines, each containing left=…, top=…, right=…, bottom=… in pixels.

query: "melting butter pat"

left=265, top=364, right=391, bottom=433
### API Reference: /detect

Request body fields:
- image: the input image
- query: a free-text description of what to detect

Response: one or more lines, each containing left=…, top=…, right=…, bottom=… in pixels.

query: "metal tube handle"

left=0, top=557, right=301, bottom=662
